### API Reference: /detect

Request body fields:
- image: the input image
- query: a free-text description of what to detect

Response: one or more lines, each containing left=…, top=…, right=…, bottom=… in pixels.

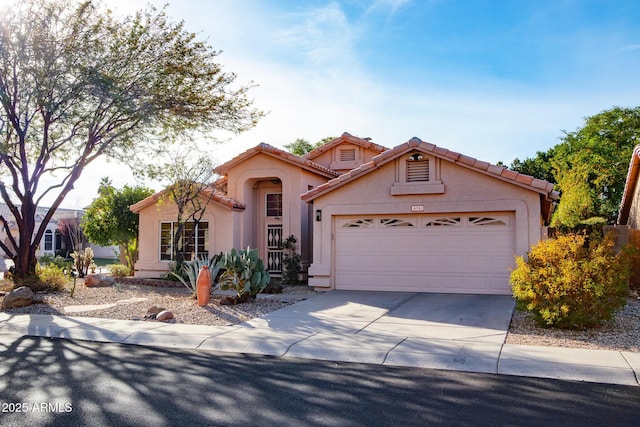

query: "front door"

left=264, top=192, right=283, bottom=275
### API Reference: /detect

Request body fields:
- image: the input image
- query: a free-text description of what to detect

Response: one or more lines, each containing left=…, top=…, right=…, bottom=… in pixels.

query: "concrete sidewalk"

left=0, top=291, right=638, bottom=387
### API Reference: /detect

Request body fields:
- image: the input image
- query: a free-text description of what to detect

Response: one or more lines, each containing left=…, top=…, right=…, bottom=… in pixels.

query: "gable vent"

left=407, top=159, right=430, bottom=182
left=340, top=148, right=356, bottom=162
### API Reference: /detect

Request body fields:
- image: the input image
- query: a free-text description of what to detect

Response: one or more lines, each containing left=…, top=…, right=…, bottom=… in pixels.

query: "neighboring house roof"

left=304, top=132, right=388, bottom=161
left=302, top=137, right=559, bottom=203
left=215, top=142, right=340, bottom=179
left=617, top=145, right=640, bottom=225
left=130, top=186, right=245, bottom=213
left=0, top=202, right=83, bottom=228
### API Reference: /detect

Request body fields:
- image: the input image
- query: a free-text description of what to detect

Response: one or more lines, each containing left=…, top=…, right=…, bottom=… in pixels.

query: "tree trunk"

left=13, top=202, right=39, bottom=284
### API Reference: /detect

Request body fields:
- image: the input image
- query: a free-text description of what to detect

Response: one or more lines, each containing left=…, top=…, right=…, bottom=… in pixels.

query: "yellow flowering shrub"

left=510, top=231, right=633, bottom=329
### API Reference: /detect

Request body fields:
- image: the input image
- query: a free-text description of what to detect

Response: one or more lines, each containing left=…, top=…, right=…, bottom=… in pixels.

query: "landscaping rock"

left=144, top=305, right=166, bottom=319
left=1, top=286, right=34, bottom=309
left=84, top=275, right=116, bottom=287
left=146, top=305, right=164, bottom=316
left=155, top=310, right=174, bottom=322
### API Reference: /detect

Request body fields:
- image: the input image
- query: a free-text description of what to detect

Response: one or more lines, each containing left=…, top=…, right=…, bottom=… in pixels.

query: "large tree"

left=142, top=148, right=216, bottom=269
left=284, top=137, right=335, bottom=156
left=504, top=106, right=640, bottom=227
left=551, top=106, right=640, bottom=225
left=508, top=148, right=556, bottom=185
left=82, top=184, right=154, bottom=274
left=0, top=0, right=262, bottom=284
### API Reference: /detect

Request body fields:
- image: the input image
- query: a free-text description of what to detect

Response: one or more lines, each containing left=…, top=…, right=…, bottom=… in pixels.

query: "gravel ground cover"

left=1, top=280, right=315, bottom=327
left=1, top=280, right=638, bottom=352
left=505, top=296, right=640, bottom=352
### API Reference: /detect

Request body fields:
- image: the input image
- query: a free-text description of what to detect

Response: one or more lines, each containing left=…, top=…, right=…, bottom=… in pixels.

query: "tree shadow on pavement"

left=0, top=335, right=639, bottom=427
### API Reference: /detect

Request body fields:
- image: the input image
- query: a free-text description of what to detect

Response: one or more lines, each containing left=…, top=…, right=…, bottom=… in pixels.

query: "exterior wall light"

left=315, top=209, right=322, bottom=221
left=409, top=153, right=424, bottom=161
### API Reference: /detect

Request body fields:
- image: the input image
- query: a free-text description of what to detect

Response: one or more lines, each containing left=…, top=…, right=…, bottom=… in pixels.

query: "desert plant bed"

left=0, top=279, right=315, bottom=327
left=1, top=280, right=638, bottom=352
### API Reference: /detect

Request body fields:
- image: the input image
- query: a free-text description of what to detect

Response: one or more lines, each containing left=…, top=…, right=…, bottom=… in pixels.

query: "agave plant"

left=170, top=254, right=222, bottom=296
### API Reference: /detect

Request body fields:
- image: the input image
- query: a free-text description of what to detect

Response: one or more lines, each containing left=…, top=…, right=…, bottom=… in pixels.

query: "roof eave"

left=302, top=138, right=558, bottom=202
left=216, top=143, right=339, bottom=179
left=617, top=145, right=640, bottom=225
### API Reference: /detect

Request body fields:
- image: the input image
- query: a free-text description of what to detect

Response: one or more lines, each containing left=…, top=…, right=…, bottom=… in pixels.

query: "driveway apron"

left=231, top=291, right=515, bottom=371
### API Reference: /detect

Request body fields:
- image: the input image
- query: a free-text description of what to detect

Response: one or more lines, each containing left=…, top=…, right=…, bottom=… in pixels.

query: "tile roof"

left=302, top=137, right=559, bottom=202
left=617, top=145, right=640, bottom=225
left=303, top=132, right=388, bottom=160
left=0, top=202, right=83, bottom=227
left=130, top=186, right=245, bottom=213
left=215, top=143, right=339, bottom=179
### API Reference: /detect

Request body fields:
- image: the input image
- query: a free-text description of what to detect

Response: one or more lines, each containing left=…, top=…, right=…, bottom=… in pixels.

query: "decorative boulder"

left=155, top=310, right=174, bottom=322
left=84, top=275, right=116, bottom=287
left=1, top=286, right=34, bottom=309
left=146, top=305, right=165, bottom=316
left=144, top=306, right=166, bottom=319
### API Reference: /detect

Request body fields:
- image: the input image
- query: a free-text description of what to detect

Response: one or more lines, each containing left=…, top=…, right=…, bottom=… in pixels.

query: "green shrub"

left=39, top=254, right=73, bottom=273
left=108, top=264, right=131, bottom=277
left=36, top=263, right=70, bottom=291
left=280, top=235, right=301, bottom=286
left=510, top=231, right=633, bottom=329
left=218, top=247, right=270, bottom=302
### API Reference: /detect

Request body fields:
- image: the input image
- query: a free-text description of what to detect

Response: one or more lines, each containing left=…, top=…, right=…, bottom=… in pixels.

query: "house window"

left=469, top=216, right=509, bottom=227
left=159, top=221, right=209, bottom=261
left=380, top=218, right=415, bottom=227
left=341, top=218, right=374, bottom=228
left=407, top=158, right=430, bottom=182
left=266, top=193, right=283, bottom=217
left=425, top=217, right=462, bottom=227
left=44, top=230, right=53, bottom=251
left=340, top=148, right=356, bottom=162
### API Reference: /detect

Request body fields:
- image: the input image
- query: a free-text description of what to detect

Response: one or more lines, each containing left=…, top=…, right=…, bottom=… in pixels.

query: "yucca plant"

left=170, top=254, right=222, bottom=297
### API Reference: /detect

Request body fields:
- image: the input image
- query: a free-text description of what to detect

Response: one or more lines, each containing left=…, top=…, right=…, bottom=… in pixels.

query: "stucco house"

left=132, top=133, right=558, bottom=295
left=616, top=145, right=640, bottom=282
left=0, top=203, right=119, bottom=268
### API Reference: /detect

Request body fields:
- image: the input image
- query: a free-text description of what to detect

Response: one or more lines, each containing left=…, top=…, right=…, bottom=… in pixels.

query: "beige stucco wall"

left=134, top=199, right=236, bottom=278
left=222, top=152, right=329, bottom=267
left=307, top=154, right=545, bottom=289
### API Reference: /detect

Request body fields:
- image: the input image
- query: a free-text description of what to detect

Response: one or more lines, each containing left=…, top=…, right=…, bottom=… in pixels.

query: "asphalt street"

left=0, top=336, right=638, bottom=427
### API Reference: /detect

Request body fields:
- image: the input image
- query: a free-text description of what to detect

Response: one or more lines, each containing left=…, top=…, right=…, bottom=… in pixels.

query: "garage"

left=334, top=213, right=515, bottom=294
left=302, top=139, right=557, bottom=294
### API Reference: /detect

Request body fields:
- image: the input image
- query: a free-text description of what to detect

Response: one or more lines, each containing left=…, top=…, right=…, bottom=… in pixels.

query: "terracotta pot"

left=196, top=266, right=211, bottom=306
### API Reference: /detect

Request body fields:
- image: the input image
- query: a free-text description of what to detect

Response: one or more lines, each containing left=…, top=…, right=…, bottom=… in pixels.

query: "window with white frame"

left=160, top=221, right=209, bottom=261
left=44, top=229, right=53, bottom=251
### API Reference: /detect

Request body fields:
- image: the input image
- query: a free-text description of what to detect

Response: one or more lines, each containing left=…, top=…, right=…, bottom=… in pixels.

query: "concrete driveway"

left=213, top=290, right=516, bottom=373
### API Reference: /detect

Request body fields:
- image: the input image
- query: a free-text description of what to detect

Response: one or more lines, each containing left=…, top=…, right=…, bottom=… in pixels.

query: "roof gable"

left=130, top=186, right=245, bottom=213
left=215, top=143, right=338, bottom=179
left=304, top=132, right=387, bottom=161
left=302, top=137, right=559, bottom=202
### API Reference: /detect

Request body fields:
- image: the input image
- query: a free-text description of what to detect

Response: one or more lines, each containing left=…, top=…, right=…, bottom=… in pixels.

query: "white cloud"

left=365, top=0, right=414, bottom=15
left=620, top=43, right=640, bottom=52
left=43, top=0, right=640, bottom=209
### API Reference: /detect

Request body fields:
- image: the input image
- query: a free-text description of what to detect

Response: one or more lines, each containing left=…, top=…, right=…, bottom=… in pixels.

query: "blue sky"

left=59, top=0, right=640, bottom=206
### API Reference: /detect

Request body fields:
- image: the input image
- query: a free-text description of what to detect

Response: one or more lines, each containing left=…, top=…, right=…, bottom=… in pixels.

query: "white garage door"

left=334, top=213, right=515, bottom=294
